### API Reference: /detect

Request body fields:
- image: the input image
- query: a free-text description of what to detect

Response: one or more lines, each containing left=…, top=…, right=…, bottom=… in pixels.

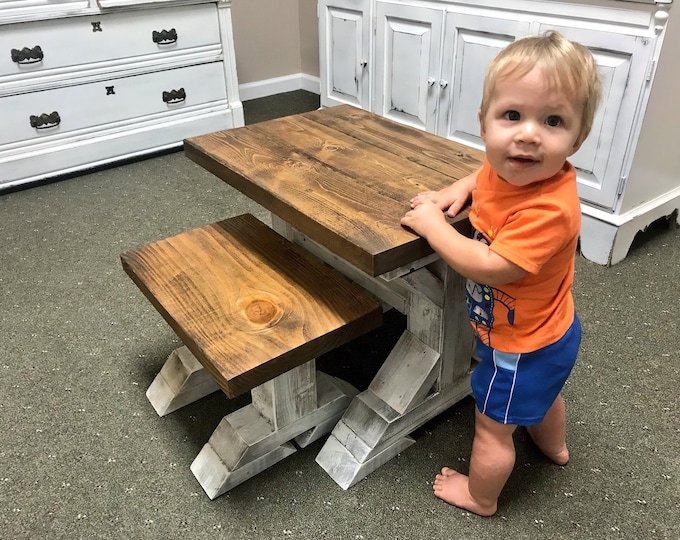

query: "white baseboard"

left=239, top=73, right=320, bottom=101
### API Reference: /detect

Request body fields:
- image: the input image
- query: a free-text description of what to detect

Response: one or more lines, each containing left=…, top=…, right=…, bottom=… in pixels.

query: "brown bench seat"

left=120, top=213, right=382, bottom=498
left=120, top=213, right=382, bottom=398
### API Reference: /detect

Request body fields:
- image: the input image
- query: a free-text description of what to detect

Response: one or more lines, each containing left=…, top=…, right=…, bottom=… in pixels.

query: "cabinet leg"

left=580, top=200, right=680, bottom=266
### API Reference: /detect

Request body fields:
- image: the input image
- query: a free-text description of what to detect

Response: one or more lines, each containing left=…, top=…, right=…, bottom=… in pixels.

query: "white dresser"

left=319, top=0, right=679, bottom=265
left=0, top=0, right=243, bottom=191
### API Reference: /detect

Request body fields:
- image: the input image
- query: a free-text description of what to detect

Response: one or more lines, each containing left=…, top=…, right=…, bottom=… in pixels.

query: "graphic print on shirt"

left=466, top=229, right=516, bottom=346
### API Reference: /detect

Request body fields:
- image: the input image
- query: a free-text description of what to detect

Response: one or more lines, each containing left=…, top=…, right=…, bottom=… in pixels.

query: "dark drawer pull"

left=11, top=46, right=44, bottom=65
left=152, top=28, right=178, bottom=45
left=30, top=111, right=61, bottom=130
left=162, top=88, right=186, bottom=104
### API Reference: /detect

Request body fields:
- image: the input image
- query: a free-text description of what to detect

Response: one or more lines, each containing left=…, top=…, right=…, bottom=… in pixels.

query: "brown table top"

left=184, top=104, right=484, bottom=277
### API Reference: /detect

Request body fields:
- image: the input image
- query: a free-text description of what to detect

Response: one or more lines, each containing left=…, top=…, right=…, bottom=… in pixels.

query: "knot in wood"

left=243, top=296, right=283, bottom=326
left=285, top=158, right=312, bottom=171
left=324, top=144, right=340, bottom=152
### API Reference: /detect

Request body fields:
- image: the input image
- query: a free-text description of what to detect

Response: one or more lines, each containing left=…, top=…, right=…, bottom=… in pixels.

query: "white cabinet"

left=319, top=0, right=680, bottom=265
left=536, top=22, right=653, bottom=211
left=0, top=0, right=243, bottom=191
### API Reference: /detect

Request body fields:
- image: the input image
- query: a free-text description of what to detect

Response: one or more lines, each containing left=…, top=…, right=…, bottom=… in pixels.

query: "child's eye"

left=504, top=110, right=520, bottom=121
left=546, top=115, right=562, bottom=127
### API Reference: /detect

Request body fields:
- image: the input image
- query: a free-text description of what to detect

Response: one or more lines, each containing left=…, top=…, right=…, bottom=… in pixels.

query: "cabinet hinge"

left=617, top=176, right=627, bottom=197
left=646, top=60, right=657, bottom=82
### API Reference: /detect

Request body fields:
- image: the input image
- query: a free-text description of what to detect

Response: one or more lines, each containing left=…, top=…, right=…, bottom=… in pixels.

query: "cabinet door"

left=319, top=0, right=370, bottom=109
left=374, top=2, right=443, bottom=131
left=438, top=12, right=530, bottom=147
left=538, top=23, right=653, bottom=210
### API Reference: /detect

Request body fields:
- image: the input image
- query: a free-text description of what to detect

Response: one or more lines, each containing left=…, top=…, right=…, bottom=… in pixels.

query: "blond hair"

left=480, top=31, right=601, bottom=143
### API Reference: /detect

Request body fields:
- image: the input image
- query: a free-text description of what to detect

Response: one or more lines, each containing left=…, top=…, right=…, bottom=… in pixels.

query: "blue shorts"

left=471, top=313, right=581, bottom=426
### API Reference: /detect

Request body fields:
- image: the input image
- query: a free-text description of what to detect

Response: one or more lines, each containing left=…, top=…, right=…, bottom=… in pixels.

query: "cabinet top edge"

left=374, top=0, right=664, bottom=31
left=0, top=0, right=222, bottom=25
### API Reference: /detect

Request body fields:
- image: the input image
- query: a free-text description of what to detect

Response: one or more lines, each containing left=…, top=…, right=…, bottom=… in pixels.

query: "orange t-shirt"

left=466, top=158, right=581, bottom=353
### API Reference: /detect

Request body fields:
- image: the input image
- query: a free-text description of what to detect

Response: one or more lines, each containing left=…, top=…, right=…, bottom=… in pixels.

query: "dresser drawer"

left=0, top=3, right=220, bottom=80
left=2, top=61, right=228, bottom=146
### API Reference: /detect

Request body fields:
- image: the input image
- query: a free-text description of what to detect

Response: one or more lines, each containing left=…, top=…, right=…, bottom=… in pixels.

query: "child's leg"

left=526, top=394, right=570, bottom=465
left=433, top=408, right=516, bottom=516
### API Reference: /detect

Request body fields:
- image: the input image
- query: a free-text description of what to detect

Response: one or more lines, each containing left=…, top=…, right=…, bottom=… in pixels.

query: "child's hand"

left=409, top=182, right=470, bottom=217
left=401, top=199, right=448, bottom=238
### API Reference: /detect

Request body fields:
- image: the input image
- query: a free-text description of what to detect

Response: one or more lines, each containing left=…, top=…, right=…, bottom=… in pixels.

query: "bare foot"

left=432, top=467, right=497, bottom=516
left=544, top=446, right=570, bottom=466
left=526, top=429, right=570, bottom=465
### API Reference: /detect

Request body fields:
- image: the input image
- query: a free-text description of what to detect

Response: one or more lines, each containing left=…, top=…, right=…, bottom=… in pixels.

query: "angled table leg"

left=315, top=262, right=475, bottom=489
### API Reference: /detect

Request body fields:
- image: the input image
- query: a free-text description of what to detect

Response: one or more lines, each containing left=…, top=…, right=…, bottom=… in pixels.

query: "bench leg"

left=146, top=346, right=220, bottom=417
left=190, top=361, right=357, bottom=499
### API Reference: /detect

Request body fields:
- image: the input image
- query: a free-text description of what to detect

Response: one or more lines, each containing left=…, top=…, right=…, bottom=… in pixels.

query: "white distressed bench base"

left=146, top=346, right=220, bottom=417
left=145, top=345, right=359, bottom=499
left=192, top=365, right=356, bottom=499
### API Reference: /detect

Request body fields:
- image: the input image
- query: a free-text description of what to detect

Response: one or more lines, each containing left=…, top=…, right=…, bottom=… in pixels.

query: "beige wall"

left=299, top=0, right=320, bottom=76
left=230, top=0, right=319, bottom=86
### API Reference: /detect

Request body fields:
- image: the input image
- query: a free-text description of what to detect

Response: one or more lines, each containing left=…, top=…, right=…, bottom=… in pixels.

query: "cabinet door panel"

left=538, top=24, right=653, bottom=210
left=319, top=0, right=370, bottom=109
left=439, top=13, right=530, bottom=146
left=375, top=2, right=442, bottom=131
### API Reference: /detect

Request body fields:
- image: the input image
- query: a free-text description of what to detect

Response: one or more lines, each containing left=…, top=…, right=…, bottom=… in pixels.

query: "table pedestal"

left=272, top=217, right=475, bottom=489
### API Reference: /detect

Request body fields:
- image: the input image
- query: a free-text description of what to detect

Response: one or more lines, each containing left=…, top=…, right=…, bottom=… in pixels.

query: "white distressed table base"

left=316, top=363, right=472, bottom=489
left=317, top=433, right=416, bottom=490
left=271, top=217, right=476, bottom=490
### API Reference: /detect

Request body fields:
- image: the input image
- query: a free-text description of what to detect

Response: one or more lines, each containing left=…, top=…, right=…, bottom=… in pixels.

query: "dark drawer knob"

left=11, top=45, right=44, bottom=65
left=162, top=88, right=186, bottom=104
left=30, top=111, right=61, bottom=130
left=152, top=28, right=178, bottom=45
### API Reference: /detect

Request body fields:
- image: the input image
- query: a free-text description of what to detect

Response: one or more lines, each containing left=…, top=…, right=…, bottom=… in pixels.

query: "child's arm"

left=401, top=198, right=528, bottom=286
left=410, top=171, right=478, bottom=218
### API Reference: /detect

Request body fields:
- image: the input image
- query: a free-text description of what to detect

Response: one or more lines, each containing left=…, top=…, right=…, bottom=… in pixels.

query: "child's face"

left=479, top=67, right=584, bottom=187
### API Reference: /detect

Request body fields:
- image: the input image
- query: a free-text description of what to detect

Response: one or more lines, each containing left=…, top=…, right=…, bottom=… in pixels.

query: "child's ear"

left=478, top=110, right=486, bottom=140
left=570, top=134, right=586, bottom=156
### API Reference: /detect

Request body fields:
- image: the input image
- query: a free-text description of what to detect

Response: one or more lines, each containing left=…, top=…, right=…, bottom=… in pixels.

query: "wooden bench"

left=120, top=213, right=382, bottom=498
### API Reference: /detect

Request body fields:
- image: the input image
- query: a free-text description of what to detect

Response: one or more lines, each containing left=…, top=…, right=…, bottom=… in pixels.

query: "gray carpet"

left=1, top=90, right=678, bottom=539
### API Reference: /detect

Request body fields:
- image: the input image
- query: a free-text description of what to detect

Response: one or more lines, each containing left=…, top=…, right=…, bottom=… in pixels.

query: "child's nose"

left=516, top=121, right=540, bottom=143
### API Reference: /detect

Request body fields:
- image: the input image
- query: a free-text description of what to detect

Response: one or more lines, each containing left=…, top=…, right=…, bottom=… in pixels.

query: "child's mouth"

left=509, top=156, right=537, bottom=167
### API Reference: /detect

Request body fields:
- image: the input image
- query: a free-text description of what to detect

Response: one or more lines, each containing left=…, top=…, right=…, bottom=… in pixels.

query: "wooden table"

left=185, top=104, right=484, bottom=489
